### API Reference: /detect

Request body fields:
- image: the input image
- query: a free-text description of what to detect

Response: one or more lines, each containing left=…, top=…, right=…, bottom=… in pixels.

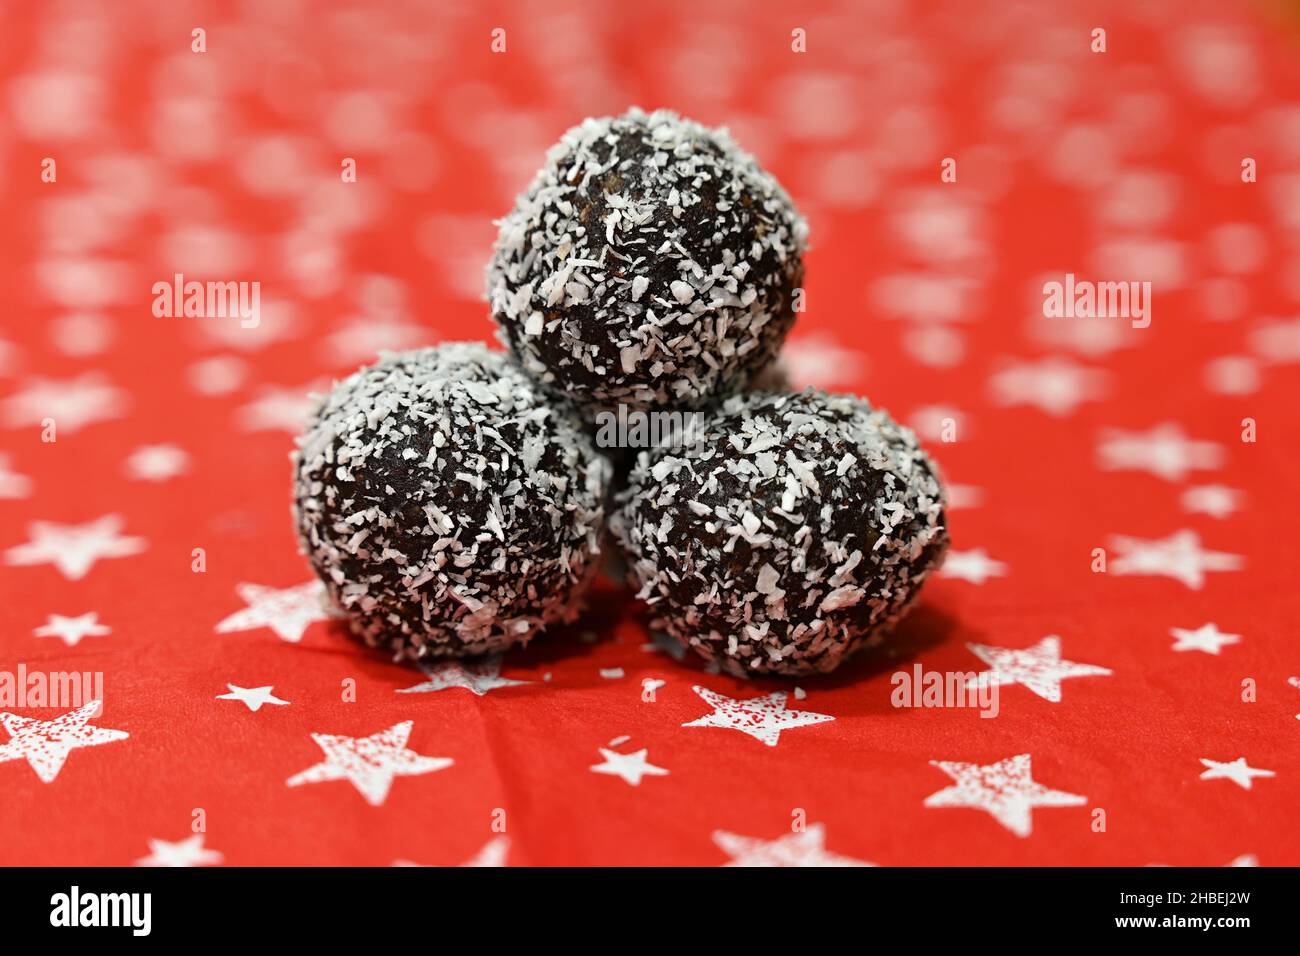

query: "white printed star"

left=394, top=836, right=510, bottom=868
left=325, top=317, right=431, bottom=365
left=0, top=337, right=16, bottom=376
left=1097, top=423, right=1223, bottom=481
left=590, top=747, right=670, bottom=786
left=1181, top=484, right=1243, bottom=519
left=0, top=453, right=32, bottom=499
left=2, top=372, right=129, bottom=433
left=34, top=611, right=110, bottom=647
left=188, top=355, right=247, bottom=396
left=216, top=684, right=289, bottom=712
left=6, top=515, right=146, bottom=580
left=967, top=635, right=1111, bottom=703
left=1108, top=529, right=1243, bottom=589
left=713, top=823, right=872, bottom=867
left=1248, top=316, right=1300, bottom=362
left=137, top=834, right=224, bottom=867
left=907, top=404, right=968, bottom=443
left=215, top=581, right=333, bottom=643
left=397, top=654, right=530, bottom=696
left=939, top=548, right=1007, bottom=584
left=945, top=484, right=984, bottom=509
left=0, top=700, right=128, bottom=783
left=1032, top=311, right=1134, bottom=356
left=924, top=753, right=1087, bottom=838
left=781, top=332, right=868, bottom=389
left=1147, top=853, right=1260, bottom=868
left=1170, top=622, right=1240, bottom=655
left=235, top=384, right=320, bottom=433
left=459, top=835, right=510, bottom=867
left=682, top=685, right=834, bottom=747
left=286, top=720, right=453, bottom=806
left=124, top=443, right=189, bottom=481
left=1198, top=757, right=1274, bottom=791
left=988, top=356, right=1107, bottom=416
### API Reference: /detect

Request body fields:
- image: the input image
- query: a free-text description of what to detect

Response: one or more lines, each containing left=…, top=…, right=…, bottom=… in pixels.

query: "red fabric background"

left=1, top=0, right=1297, bottom=865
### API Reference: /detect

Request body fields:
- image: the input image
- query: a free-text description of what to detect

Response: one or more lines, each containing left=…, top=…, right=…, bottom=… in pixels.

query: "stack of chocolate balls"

left=294, top=107, right=949, bottom=677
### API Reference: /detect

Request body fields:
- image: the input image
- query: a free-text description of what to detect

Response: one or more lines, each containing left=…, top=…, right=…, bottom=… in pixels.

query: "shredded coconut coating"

left=293, top=343, right=611, bottom=662
left=487, top=107, right=808, bottom=417
left=613, top=389, right=949, bottom=676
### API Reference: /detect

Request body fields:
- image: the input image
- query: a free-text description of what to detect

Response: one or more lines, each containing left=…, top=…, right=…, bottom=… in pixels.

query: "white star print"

left=394, top=836, right=510, bottom=868
left=1031, top=311, right=1135, bottom=356
left=2, top=372, right=129, bottom=433
left=0, top=453, right=32, bottom=499
left=1204, top=355, right=1260, bottom=396
left=945, top=484, right=984, bottom=509
left=216, top=684, right=289, bottom=712
left=988, top=356, right=1108, bottom=416
left=286, top=720, right=453, bottom=806
left=1097, top=423, right=1223, bottom=481
left=0, top=700, right=129, bottom=783
left=397, top=654, right=530, bottom=696
left=6, top=515, right=146, bottom=580
left=590, top=747, right=670, bottom=786
left=781, top=332, right=869, bottom=389
left=1180, top=484, right=1243, bottom=519
left=924, top=753, right=1086, bottom=837
left=1248, top=315, right=1300, bottom=362
left=1109, top=529, right=1243, bottom=589
left=235, top=383, right=321, bottom=433
left=713, top=823, right=872, bottom=866
left=34, top=611, right=110, bottom=647
left=682, top=685, right=834, bottom=747
left=188, top=355, right=247, bottom=396
left=325, top=317, right=431, bottom=365
left=907, top=404, right=969, bottom=443
left=939, top=548, right=1007, bottom=584
left=967, top=635, right=1111, bottom=702
left=460, top=835, right=510, bottom=867
left=124, top=443, right=190, bottom=481
left=137, top=834, right=224, bottom=867
left=215, top=581, right=333, bottom=642
left=1198, top=757, right=1274, bottom=790
left=1170, top=622, right=1240, bottom=655
left=1147, top=853, right=1260, bottom=868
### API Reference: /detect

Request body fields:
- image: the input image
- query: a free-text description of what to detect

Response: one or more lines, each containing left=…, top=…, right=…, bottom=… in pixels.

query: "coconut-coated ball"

left=293, top=343, right=611, bottom=662
left=613, top=389, right=948, bottom=676
left=487, top=107, right=808, bottom=417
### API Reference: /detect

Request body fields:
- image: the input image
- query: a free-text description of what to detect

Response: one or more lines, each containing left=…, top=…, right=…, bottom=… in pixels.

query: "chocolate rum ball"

left=487, top=107, right=807, bottom=418
left=294, top=343, right=611, bottom=661
left=614, top=389, right=948, bottom=676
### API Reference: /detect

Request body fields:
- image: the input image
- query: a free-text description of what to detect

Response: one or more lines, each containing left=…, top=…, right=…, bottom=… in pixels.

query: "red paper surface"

left=1, top=0, right=1298, bottom=866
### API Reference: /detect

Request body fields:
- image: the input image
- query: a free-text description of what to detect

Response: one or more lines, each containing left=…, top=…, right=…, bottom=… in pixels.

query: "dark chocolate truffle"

left=487, top=108, right=808, bottom=417
left=613, top=389, right=948, bottom=676
left=294, top=343, right=611, bottom=661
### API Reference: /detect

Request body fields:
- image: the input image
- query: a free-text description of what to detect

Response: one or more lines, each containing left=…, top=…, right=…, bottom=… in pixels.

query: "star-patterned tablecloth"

left=1, top=0, right=1298, bottom=867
